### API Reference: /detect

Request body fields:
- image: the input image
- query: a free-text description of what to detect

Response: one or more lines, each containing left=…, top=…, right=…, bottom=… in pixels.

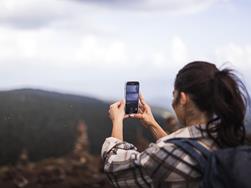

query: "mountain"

left=0, top=89, right=167, bottom=165
left=1, top=88, right=249, bottom=165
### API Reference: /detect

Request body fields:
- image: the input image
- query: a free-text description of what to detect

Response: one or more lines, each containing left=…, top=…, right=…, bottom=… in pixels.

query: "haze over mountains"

left=0, top=89, right=167, bottom=165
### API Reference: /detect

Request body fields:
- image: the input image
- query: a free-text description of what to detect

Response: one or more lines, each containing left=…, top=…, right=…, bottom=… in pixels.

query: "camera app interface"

left=126, top=84, right=139, bottom=102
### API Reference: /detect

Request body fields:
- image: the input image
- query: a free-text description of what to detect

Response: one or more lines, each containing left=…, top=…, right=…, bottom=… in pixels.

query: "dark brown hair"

left=174, top=61, right=250, bottom=147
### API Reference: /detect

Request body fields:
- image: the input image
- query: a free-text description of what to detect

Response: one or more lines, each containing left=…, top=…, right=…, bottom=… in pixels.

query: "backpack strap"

left=165, top=138, right=210, bottom=172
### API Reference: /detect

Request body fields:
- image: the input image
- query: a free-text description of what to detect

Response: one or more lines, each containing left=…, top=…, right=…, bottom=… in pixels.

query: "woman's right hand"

left=129, top=94, right=158, bottom=128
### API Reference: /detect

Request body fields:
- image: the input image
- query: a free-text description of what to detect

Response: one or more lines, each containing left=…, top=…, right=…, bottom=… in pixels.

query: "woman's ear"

left=179, top=92, right=188, bottom=106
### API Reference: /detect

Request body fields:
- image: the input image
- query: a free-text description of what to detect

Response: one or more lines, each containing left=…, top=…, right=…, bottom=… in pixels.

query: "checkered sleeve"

left=101, top=137, right=197, bottom=188
left=101, top=137, right=152, bottom=187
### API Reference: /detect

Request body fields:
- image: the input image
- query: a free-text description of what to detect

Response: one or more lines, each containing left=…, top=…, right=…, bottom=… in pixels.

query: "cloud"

left=151, top=36, right=190, bottom=70
left=170, top=36, right=189, bottom=65
left=75, top=0, right=222, bottom=13
left=0, top=26, right=128, bottom=70
left=215, top=43, right=251, bottom=90
left=75, top=35, right=128, bottom=67
left=0, top=27, right=54, bottom=61
left=215, top=43, right=251, bottom=72
left=0, top=0, right=230, bottom=30
left=0, top=0, right=82, bottom=29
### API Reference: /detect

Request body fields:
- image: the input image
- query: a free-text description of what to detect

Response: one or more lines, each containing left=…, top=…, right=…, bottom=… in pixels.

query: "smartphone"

left=125, top=81, right=140, bottom=114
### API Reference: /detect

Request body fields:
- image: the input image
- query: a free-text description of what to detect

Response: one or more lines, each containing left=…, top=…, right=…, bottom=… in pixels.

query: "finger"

left=110, top=100, right=122, bottom=108
left=119, top=99, right=125, bottom=109
left=139, top=93, right=145, bottom=102
left=138, top=103, right=143, bottom=110
left=138, top=108, right=143, bottom=114
left=139, top=94, right=151, bottom=112
left=138, top=99, right=145, bottom=108
left=129, top=113, right=143, bottom=119
left=124, top=114, right=130, bottom=119
left=139, top=94, right=147, bottom=106
left=138, top=100, right=143, bottom=107
left=138, top=101, right=146, bottom=112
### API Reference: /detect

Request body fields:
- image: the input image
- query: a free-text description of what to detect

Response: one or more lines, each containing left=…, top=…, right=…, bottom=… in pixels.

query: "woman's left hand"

left=109, top=100, right=128, bottom=123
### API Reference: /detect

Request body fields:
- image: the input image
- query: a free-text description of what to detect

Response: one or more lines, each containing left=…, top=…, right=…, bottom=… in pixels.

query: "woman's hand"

left=109, top=100, right=128, bottom=123
left=108, top=100, right=128, bottom=141
left=129, top=94, right=158, bottom=128
left=129, top=94, right=167, bottom=139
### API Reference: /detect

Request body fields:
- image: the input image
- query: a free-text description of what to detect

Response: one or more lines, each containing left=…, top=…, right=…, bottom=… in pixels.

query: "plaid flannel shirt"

left=101, top=124, right=218, bottom=188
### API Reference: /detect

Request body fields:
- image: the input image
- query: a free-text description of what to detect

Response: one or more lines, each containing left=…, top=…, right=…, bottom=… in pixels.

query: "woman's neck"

left=184, top=107, right=210, bottom=127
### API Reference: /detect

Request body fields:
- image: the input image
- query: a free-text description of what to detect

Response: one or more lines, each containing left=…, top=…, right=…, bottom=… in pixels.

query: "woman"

left=101, top=61, right=250, bottom=187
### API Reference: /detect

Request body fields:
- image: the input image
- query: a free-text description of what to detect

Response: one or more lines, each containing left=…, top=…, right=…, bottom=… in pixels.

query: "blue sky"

left=0, top=0, right=250, bottom=109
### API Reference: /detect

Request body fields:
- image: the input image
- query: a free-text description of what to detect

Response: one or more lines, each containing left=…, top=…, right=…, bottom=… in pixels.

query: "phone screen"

left=125, top=82, right=139, bottom=114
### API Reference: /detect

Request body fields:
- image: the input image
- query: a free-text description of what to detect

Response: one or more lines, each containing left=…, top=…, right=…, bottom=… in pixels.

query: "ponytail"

left=175, top=61, right=250, bottom=147
left=209, top=69, right=248, bottom=147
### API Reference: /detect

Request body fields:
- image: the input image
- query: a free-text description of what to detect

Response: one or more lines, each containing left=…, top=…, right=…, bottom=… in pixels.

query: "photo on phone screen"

left=125, top=81, right=139, bottom=114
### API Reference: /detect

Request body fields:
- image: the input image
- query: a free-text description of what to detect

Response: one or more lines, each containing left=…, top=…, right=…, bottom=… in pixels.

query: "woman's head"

left=173, top=61, right=250, bottom=147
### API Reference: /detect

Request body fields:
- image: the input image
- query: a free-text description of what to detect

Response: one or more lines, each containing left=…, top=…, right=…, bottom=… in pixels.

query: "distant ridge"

left=1, top=88, right=105, bottom=104
left=0, top=88, right=167, bottom=165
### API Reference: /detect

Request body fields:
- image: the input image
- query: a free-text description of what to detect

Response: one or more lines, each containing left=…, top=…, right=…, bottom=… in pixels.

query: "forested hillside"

left=0, top=89, right=165, bottom=165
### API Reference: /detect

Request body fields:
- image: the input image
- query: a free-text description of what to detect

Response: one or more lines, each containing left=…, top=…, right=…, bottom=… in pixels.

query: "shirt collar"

left=157, top=124, right=208, bottom=143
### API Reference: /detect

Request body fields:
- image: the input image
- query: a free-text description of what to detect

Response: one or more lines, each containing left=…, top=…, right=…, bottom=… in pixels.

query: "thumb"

left=129, top=113, right=143, bottom=119
left=119, top=99, right=125, bottom=109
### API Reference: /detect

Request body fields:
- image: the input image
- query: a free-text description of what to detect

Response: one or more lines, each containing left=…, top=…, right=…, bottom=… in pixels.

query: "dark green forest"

left=0, top=89, right=166, bottom=165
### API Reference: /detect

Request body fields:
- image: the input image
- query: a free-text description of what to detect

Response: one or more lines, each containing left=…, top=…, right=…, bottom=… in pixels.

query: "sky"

left=0, top=0, right=251, bottom=109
